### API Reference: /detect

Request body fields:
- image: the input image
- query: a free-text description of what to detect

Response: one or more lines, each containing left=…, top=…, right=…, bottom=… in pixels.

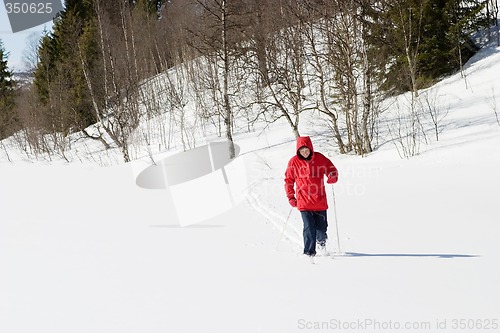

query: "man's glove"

left=288, top=197, right=297, bottom=207
left=327, top=171, right=338, bottom=184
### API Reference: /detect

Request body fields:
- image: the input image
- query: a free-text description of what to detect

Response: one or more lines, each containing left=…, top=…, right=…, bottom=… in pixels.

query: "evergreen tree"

left=34, top=0, right=98, bottom=133
left=0, top=40, right=17, bottom=139
left=370, top=0, right=487, bottom=94
left=444, top=0, right=487, bottom=73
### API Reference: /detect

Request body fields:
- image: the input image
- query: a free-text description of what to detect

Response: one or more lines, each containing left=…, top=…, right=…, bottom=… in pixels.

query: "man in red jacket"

left=284, top=136, right=338, bottom=257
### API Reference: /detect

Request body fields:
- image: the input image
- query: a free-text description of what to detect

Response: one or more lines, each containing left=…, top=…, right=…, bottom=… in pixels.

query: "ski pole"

left=331, top=185, right=342, bottom=254
left=277, top=207, right=293, bottom=250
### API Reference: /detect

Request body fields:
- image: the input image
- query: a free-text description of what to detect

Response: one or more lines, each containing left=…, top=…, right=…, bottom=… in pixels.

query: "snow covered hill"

left=1, top=30, right=500, bottom=333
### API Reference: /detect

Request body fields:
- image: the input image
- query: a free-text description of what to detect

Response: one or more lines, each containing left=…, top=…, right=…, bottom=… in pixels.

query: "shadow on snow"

left=344, top=252, right=479, bottom=259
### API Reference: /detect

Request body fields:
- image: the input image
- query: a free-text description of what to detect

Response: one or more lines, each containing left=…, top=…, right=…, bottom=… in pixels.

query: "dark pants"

left=300, top=210, right=328, bottom=256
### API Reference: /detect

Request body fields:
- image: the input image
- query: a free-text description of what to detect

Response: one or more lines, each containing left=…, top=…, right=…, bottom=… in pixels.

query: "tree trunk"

left=222, top=0, right=235, bottom=158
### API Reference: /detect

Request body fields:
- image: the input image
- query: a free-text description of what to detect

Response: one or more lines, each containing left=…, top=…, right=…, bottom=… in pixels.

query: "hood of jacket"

left=296, top=136, right=314, bottom=159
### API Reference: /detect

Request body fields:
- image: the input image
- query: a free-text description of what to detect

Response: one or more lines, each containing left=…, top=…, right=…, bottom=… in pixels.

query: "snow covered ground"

left=1, top=35, right=500, bottom=333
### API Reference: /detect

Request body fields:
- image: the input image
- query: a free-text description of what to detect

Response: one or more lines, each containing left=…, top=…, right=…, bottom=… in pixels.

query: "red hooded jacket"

left=284, top=136, right=338, bottom=211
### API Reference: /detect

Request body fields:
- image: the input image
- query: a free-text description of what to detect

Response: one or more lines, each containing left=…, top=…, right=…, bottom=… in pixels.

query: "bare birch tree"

left=303, top=0, right=378, bottom=155
left=185, top=0, right=249, bottom=158
left=79, top=0, right=149, bottom=162
left=421, top=88, right=448, bottom=141
left=252, top=1, right=315, bottom=139
left=22, top=32, right=43, bottom=75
